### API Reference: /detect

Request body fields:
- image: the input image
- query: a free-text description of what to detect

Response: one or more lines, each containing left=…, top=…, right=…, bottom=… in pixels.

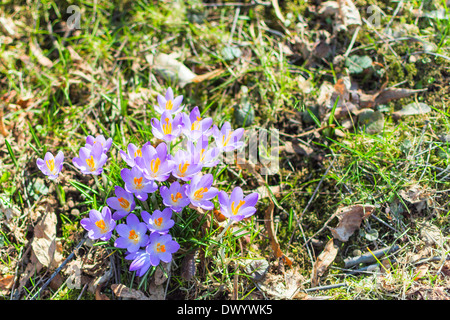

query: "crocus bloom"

left=185, top=173, right=218, bottom=210
left=146, top=232, right=180, bottom=266
left=159, top=181, right=190, bottom=212
left=125, top=249, right=152, bottom=277
left=212, top=121, right=244, bottom=152
left=80, top=206, right=116, bottom=241
left=151, top=110, right=184, bottom=142
left=217, top=187, right=259, bottom=221
left=106, top=186, right=136, bottom=220
left=181, top=107, right=213, bottom=141
left=114, top=213, right=149, bottom=253
left=171, top=149, right=203, bottom=181
left=121, top=166, right=157, bottom=201
left=135, top=142, right=174, bottom=182
left=141, top=208, right=175, bottom=234
left=154, top=87, right=184, bottom=115
left=186, top=138, right=220, bottom=168
left=120, top=142, right=150, bottom=167
left=72, top=142, right=108, bottom=175
left=36, top=151, right=64, bottom=180
left=85, top=135, right=113, bottom=154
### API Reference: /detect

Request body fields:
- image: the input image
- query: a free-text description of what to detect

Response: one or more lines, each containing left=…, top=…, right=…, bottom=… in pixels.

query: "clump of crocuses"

left=36, top=87, right=259, bottom=278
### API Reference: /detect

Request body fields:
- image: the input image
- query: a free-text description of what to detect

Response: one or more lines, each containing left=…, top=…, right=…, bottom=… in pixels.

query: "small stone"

left=70, top=208, right=80, bottom=217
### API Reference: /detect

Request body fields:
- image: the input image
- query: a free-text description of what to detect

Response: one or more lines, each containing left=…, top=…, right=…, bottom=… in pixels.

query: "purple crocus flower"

left=181, top=107, right=213, bottom=141
left=159, top=181, right=190, bottom=212
left=125, top=249, right=152, bottom=277
left=121, top=166, right=157, bottom=201
left=135, top=142, right=174, bottom=182
left=120, top=142, right=151, bottom=167
left=212, top=121, right=244, bottom=152
left=154, top=87, right=184, bottom=115
left=72, top=142, right=108, bottom=175
left=151, top=110, right=184, bottom=142
left=85, top=135, right=113, bottom=154
left=186, top=138, right=220, bottom=168
left=106, top=186, right=136, bottom=220
left=217, top=187, right=259, bottom=221
left=36, top=151, right=64, bottom=180
left=185, top=173, right=218, bottom=210
left=141, top=208, right=175, bottom=234
left=114, top=213, right=149, bottom=253
left=146, top=232, right=180, bottom=266
left=80, top=206, right=116, bottom=241
left=171, top=149, right=203, bottom=181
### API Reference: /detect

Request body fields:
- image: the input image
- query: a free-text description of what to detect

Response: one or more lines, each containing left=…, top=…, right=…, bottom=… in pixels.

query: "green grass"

left=0, top=0, right=450, bottom=300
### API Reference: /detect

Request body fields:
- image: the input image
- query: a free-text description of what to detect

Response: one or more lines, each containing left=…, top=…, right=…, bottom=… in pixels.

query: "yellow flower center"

left=128, top=229, right=139, bottom=243
left=162, top=118, right=172, bottom=135
left=194, top=187, right=208, bottom=200
left=118, top=197, right=130, bottom=210
left=134, top=149, right=142, bottom=158
left=156, top=242, right=166, bottom=253
left=154, top=217, right=164, bottom=227
left=222, top=134, right=232, bottom=147
left=190, top=116, right=202, bottom=131
left=171, top=192, right=183, bottom=203
left=150, top=158, right=161, bottom=174
left=231, top=200, right=246, bottom=215
left=95, top=219, right=107, bottom=233
left=200, top=148, right=206, bottom=162
left=178, top=162, right=189, bottom=176
left=134, top=177, right=143, bottom=190
left=165, top=100, right=173, bottom=110
left=86, top=155, right=96, bottom=171
left=46, top=158, right=55, bottom=174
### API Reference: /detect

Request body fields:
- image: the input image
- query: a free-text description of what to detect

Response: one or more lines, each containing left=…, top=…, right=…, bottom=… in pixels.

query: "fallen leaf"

left=257, top=267, right=305, bottom=299
left=148, top=53, right=197, bottom=88
left=413, top=264, right=429, bottom=281
left=0, top=274, right=14, bottom=295
left=329, top=205, right=375, bottom=242
left=311, top=238, right=339, bottom=287
left=0, top=110, right=8, bottom=137
left=31, top=212, right=63, bottom=269
left=111, top=284, right=150, bottom=300
left=264, top=200, right=292, bottom=267
left=181, top=251, right=198, bottom=281
left=359, top=88, right=427, bottom=109
left=392, top=102, right=431, bottom=119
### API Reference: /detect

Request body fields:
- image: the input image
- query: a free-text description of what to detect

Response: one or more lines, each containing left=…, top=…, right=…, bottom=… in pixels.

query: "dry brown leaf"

left=0, top=274, right=14, bottom=295
left=154, top=262, right=170, bottom=286
left=311, top=238, right=339, bottom=287
left=31, top=212, right=63, bottom=269
left=329, top=205, right=375, bottom=242
left=413, top=264, right=429, bottom=281
left=95, top=285, right=110, bottom=300
left=0, top=110, right=8, bottom=137
left=257, top=267, right=305, bottom=299
left=264, top=200, right=293, bottom=267
left=111, top=284, right=150, bottom=300
left=358, top=88, right=427, bottom=109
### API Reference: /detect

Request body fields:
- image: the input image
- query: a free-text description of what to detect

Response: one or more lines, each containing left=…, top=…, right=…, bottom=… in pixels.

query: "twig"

left=304, top=282, right=347, bottom=292
left=343, top=244, right=400, bottom=269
